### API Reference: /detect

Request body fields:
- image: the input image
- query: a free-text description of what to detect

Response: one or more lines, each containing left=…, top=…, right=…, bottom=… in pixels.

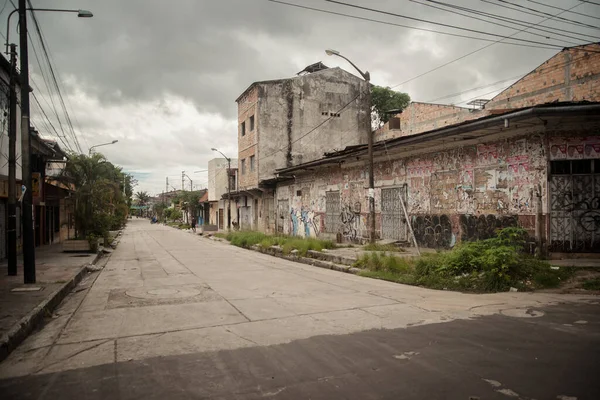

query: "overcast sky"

left=4, top=0, right=599, bottom=195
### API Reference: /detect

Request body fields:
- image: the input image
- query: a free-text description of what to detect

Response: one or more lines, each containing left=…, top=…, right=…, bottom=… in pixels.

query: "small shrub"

left=582, top=277, right=600, bottom=291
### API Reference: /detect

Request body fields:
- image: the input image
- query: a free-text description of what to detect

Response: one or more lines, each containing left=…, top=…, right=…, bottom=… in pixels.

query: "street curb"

left=203, top=236, right=361, bottom=275
left=242, top=243, right=362, bottom=275
left=0, top=251, right=103, bottom=363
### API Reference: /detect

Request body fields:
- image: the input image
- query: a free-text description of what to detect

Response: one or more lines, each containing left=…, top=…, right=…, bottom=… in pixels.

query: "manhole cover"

left=125, top=287, right=201, bottom=300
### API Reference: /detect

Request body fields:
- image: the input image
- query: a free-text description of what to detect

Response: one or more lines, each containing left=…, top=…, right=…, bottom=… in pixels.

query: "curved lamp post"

left=7, top=3, right=93, bottom=283
left=5, top=8, right=93, bottom=54
left=325, top=48, right=374, bottom=243
left=212, top=148, right=232, bottom=230
left=89, top=140, right=118, bottom=155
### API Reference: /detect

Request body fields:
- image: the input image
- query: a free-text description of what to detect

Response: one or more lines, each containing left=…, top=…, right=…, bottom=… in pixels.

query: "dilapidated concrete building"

left=268, top=43, right=600, bottom=256
left=208, top=157, right=237, bottom=230
left=233, top=62, right=370, bottom=231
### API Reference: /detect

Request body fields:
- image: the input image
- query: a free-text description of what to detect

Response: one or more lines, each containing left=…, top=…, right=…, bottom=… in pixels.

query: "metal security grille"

left=381, top=186, right=408, bottom=242
left=549, top=160, right=600, bottom=253
left=325, top=191, right=340, bottom=233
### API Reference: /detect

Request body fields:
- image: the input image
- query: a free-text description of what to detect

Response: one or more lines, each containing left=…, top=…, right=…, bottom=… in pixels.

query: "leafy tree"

left=371, top=86, right=410, bottom=128
left=135, top=191, right=150, bottom=205
left=58, top=152, right=130, bottom=241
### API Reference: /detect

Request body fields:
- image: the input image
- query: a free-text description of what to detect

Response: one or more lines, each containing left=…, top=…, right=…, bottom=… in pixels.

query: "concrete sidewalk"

left=0, top=244, right=97, bottom=360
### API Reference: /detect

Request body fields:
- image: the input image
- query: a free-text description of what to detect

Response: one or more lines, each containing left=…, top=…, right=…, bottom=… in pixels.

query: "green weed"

left=582, top=277, right=600, bottom=291
left=354, top=227, right=570, bottom=293
left=363, top=243, right=406, bottom=252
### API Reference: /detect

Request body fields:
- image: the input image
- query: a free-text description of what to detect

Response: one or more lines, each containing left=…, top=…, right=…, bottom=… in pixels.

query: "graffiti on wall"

left=459, top=214, right=518, bottom=242
left=411, top=214, right=454, bottom=248
left=340, top=203, right=364, bottom=242
left=290, top=207, right=320, bottom=237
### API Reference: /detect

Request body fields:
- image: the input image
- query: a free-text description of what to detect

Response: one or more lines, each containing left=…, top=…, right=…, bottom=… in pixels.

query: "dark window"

left=389, top=117, right=401, bottom=130
left=241, top=159, right=246, bottom=175
left=241, top=121, right=246, bottom=137
left=296, top=190, right=302, bottom=196
left=572, top=160, right=592, bottom=174
left=249, top=115, right=255, bottom=131
left=595, top=159, right=600, bottom=174
left=250, top=155, right=255, bottom=172
left=550, top=161, right=570, bottom=175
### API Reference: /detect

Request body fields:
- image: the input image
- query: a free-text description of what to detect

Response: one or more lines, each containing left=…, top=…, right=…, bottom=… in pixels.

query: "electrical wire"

left=266, top=0, right=558, bottom=50
left=27, top=2, right=82, bottom=153
left=410, top=0, right=580, bottom=46
left=480, top=0, right=600, bottom=31
left=28, top=32, right=68, bottom=142
left=420, top=0, right=600, bottom=42
left=324, top=0, right=569, bottom=48
left=525, top=0, right=600, bottom=21
left=389, top=1, right=591, bottom=89
left=424, top=52, right=591, bottom=103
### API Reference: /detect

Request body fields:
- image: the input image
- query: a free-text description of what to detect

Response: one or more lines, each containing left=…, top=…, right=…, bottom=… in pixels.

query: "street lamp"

left=7, top=2, right=93, bottom=284
left=325, top=49, right=375, bottom=243
left=5, top=8, right=93, bottom=54
left=211, top=148, right=232, bottom=231
left=89, top=140, right=118, bottom=155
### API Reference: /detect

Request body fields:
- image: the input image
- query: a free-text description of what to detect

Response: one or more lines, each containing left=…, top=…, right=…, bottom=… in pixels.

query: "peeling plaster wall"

left=256, top=67, right=369, bottom=184
left=275, top=131, right=552, bottom=246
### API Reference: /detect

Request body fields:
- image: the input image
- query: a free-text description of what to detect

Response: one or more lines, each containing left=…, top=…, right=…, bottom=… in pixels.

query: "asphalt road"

left=1, top=219, right=598, bottom=399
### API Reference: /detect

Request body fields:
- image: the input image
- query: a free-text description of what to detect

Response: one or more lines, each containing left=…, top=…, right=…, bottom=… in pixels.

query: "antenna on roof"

left=467, top=99, right=489, bottom=110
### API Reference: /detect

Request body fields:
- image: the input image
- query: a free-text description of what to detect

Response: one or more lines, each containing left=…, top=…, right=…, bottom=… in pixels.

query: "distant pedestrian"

left=191, top=217, right=197, bottom=233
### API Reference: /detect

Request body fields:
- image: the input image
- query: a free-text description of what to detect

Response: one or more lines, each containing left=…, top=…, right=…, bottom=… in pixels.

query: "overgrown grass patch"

left=363, top=243, right=406, bottom=252
left=219, top=231, right=334, bottom=256
left=354, top=227, right=572, bottom=293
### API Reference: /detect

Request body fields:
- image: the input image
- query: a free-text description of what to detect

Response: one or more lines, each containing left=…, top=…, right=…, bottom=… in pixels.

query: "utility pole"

left=366, top=77, right=375, bottom=244
left=19, top=0, right=35, bottom=283
left=7, top=43, right=17, bottom=275
left=227, top=157, right=231, bottom=230
left=166, top=177, right=168, bottom=194
left=324, top=49, right=375, bottom=243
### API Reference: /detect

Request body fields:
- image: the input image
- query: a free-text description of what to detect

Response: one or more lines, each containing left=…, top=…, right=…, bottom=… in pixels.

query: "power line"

left=410, top=0, right=582, bottom=46
left=424, top=52, right=591, bottom=103
left=267, top=0, right=558, bottom=50
left=324, top=0, right=569, bottom=48
left=525, top=0, right=600, bottom=21
left=420, top=0, right=600, bottom=42
left=31, top=92, right=74, bottom=152
left=580, top=0, right=600, bottom=6
left=389, top=1, right=589, bottom=89
left=28, top=31, right=68, bottom=141
left=480, top=0, right=600, bottom=31
left=27, top=2, right=82, bottom=153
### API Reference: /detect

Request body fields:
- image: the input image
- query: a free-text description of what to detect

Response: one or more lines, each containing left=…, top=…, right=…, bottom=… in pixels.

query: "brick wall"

left=375, top=102, right=487, bottom=141
left=486, top=43, right=600, bottom=110
left=237, top=86, right=259, bottom=189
